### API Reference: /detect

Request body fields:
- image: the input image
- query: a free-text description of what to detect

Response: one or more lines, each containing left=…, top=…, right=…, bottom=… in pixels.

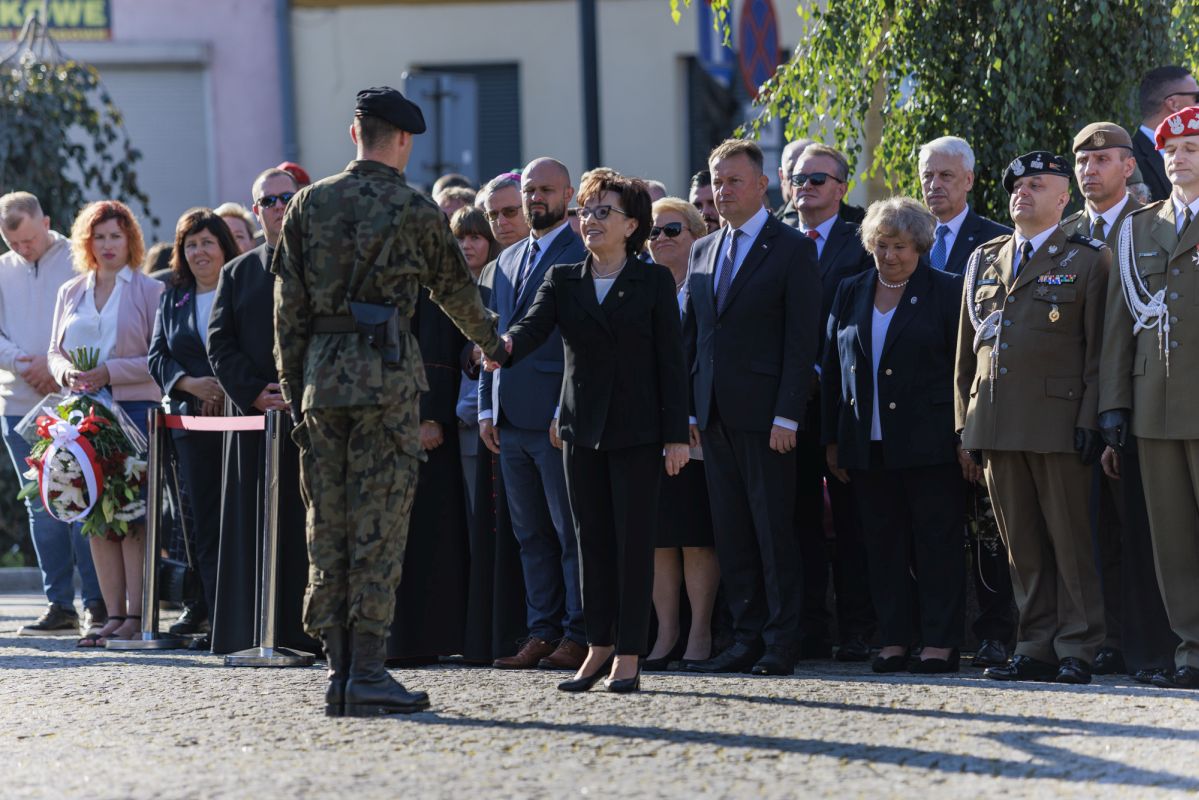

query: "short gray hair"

left=860, top=196, right=937, bottom=255
left=0, top=191, right=43, bottom=231
left=477, top=175, right=520, bottom=207
left=918, top=136, right=976, bottom=172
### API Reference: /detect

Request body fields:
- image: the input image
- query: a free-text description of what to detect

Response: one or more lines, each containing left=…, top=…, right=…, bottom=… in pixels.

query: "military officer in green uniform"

left=273, top=87, right=507, bottom=716
left=955, top=151, right=1109, bottom=685
left=1060, top=122, right=1141, bottom=677
left=1099, top=105, right=1199, bottom=690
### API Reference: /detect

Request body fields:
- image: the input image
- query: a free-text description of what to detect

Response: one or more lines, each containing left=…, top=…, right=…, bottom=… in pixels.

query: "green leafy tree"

left=673, top=0, right=1199, bottom=219
left=0, top=11, right=157, bottom=237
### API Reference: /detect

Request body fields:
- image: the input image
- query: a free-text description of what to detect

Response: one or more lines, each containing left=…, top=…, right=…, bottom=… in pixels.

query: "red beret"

left=277, top=161, right=311, bottom=187
left=1154, top=106, right=1199, bottom=149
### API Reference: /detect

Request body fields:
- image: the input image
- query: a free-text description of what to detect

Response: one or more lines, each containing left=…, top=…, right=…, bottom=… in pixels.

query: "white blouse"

left=60, top=266, right=132, bottom=366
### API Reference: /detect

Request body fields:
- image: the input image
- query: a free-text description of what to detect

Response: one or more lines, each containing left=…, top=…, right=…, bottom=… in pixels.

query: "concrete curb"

left=0, top=568, right=44, bottom=593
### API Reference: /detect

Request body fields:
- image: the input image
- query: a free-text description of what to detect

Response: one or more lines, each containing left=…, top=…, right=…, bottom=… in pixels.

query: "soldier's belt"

left=311, top=314, right=410, bottom=334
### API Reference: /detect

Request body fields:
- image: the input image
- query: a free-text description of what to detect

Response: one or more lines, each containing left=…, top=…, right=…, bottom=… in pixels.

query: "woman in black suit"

left=488, top=170, right=690, bottom=693
left=148, top=208, right=240, bottom=640
left=821, top=196, right=979, bottom=674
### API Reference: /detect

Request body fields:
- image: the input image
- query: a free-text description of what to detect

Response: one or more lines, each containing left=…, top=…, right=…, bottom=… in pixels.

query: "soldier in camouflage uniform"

left=273, top=87, right=507, bottom=717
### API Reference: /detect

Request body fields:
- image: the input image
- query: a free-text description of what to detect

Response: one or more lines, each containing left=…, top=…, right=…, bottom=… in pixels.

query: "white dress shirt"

left=61, top=266, right=132, bottom=366
left=1172, top=195, right=1199, bottom=234
left=1140, top=124, right=1161, bottom=153
left=934, top=205, right=971, bottom=259
left=798, top=211, right=837, bottom=259
left=1088, top=193, right=1131, bottom=238
left=1013, top=226, right=1058, bottom=274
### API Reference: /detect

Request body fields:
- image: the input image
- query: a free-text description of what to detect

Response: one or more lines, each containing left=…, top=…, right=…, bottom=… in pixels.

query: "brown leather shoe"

left=492, top=637, right=556, bottom=669
left=538, top=638, right=587, bottom=670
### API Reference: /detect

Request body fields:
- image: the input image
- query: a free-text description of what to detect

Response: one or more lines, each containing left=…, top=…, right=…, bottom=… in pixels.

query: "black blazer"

left=683, top=214, right=822, bottom=432
left=820, top=263, right=962, bottom=470
left=414, top=287, right=467, bottom=429
left=148, top=281, right=217, bottom=432
left=919, top=209, right=1011, bottom=275
left=817, top=216, right=873, bottom=326
left=207, top=244, right=277, bottom=414
left=506, top=255, right=688, bottom=451
left=1132, top=127, right=1171, bottom=203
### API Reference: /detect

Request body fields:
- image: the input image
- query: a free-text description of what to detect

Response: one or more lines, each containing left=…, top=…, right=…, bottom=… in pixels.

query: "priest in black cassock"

left=205, top=167, right=317, bottom=656
left=385, top=287, right=472, bottom=662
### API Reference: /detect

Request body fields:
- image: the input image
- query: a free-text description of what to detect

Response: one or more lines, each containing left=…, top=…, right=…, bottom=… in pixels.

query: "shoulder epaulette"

left=979, top=233, right=1011, bottom=250
left=1067, top=232, right=1105, bottom=250
left=1061, top=209, right=1084, bottom=226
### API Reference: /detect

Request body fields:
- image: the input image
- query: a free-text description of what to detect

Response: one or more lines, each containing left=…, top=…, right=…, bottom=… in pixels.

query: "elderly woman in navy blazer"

left=148, top=208, right=241, bottom=640
left=821, top=196, right=979, bottom=674
left=487, top=170, right=690, bottom=693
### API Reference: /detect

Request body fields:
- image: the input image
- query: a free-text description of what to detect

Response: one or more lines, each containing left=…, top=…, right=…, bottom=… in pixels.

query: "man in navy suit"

left=681, top=139, right=823, bottom=676
left=919, top=136, right=1011, bottom=275
left=789, top=143, right=876, bottom=662
left=918, top=135, right=1016, bottom=668
left=1132, top=66, right=1199, bottom=203
left=480, top=157, right=588, bottom=671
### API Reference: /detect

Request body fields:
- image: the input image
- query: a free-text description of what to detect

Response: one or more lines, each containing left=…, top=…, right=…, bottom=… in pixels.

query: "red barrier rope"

left=161, top=414, right=267, bottom=432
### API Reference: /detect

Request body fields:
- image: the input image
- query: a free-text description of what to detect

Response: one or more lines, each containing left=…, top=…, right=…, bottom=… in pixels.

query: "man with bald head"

left=955, top=152, right=1109, bottom=686
left=479, top=157, right=588, bottom=671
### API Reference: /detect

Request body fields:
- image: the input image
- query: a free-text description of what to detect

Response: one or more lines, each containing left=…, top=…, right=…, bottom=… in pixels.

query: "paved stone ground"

left=2, top=592, right=1197, bottom=799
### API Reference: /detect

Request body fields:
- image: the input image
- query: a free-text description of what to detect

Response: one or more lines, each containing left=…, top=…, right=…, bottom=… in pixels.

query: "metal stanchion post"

left=108, top=407, right=187, bottom=650
left=226, top=410, right=315, bottom=667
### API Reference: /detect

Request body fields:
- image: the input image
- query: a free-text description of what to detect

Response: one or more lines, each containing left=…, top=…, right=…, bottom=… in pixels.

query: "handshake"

left=481, top=335, right=514, bottom=373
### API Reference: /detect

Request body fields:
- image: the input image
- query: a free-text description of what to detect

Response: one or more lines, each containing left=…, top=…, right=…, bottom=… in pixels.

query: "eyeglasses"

left=484, top=205, right=522, bottom=222
left=577, top=205, right=628, bottom=221
left=649, top=222, right=684, bottom=240
left=256, top=192, right=295, bottom=209
left=789, top=172, right=844, bottom=187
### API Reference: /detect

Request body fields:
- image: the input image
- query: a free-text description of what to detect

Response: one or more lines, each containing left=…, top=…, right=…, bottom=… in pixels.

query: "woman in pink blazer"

left=48, top=200, right=164, bottom=646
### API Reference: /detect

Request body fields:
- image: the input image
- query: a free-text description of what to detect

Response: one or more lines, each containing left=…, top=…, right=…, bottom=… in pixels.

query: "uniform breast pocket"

left=973, top=284, right=1003, bottom=316
left=1030, top=286, right=1078, bottom=332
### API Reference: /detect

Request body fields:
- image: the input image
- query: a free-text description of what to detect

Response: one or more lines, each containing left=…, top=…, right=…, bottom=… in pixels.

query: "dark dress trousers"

left=506, top=255, right=688, bottom=653
left=147, top=282, right=223, bottom=621
left=206, top=244, right=316, bottom=655
left=821, top=264, right=967, bottom=647
left=387, top=288, right=470, bottom=661
left=1132, top=127, right=1171, bottom=203
left=796, top=216, right=875, bottom=653
left=683, top=214, right=822, bottom=649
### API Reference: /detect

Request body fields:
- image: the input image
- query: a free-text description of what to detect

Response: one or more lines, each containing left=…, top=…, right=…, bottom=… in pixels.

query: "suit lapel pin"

left=910, top=296, right=917, bottom=304
left=618, top=290, right=625, bottom=298
left=1047, top=245, right=1059, bottom=255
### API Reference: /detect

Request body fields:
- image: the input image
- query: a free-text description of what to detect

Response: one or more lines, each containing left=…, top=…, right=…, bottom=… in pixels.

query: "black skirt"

left=656, top=458, right=714, bottom=548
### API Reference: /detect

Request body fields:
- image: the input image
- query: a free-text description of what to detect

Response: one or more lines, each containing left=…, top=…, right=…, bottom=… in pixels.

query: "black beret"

left=354, top=86, right=426, bottom=134
left=1002, top=151, right=1071, bottom=193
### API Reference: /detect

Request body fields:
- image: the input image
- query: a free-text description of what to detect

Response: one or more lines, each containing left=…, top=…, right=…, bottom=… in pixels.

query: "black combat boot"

left=322, top=626, right=351, bottom=717
left=344, top=630, right=431, bottom=717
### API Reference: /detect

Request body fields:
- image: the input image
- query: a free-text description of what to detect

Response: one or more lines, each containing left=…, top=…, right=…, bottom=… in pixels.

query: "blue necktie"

left=930, top=225, right=949, bottom=271
left=515, top=240, right=540, bottom=296
left=716, top=229, right=741, bottom=313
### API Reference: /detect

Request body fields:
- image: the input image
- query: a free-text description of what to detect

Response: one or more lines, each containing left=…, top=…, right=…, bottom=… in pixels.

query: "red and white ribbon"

left=36, top=412, right=105, bottom=523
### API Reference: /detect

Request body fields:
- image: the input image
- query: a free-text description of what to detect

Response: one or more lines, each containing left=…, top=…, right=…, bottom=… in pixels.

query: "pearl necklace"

left=876, top=273, right=910, bottom=290
left=592, top=262, right=626, bottom=279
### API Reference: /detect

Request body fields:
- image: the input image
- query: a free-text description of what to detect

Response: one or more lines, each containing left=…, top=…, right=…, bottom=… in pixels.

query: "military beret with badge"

left=1072, top=122, right=1133, bottom=153
left=1002, top=151, right=1071, bottom=193
left=354, top=86, right=427, bottom=134
left=1154, top=105, right=1199, bottom=149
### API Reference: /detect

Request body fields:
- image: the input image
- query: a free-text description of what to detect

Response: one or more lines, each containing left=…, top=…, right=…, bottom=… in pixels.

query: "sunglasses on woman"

left=649, top=222, right=684, bottom=240
left=577, top=205, right=629, bottom=221
left=789, top=172, right=844, bottom=187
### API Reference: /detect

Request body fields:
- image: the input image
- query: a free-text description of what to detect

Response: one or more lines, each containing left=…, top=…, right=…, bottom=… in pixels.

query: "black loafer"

left=834, top=636, right=871, bottom=662
left=972, top=639, right=1009, bottom=668
left=984, top=654, right=1058, bottom=682
left=1055, top=657, right=1092, bottom=685
left=910, top=650, right=960, bottom=674
left=1151, top=665, right=1199, bottom=689
left=872, top=654, right=908, bottom=673
left=1133, top=667, right=1169, bottom=684
left=751, top=645, right=799, bottom=676
left=1092, top=647, right=1126, bottom=675
left=679, top=641, right=764, bottom=674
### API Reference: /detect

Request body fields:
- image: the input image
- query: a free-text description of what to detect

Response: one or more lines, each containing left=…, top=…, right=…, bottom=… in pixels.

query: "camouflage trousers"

left=294, top=403, right=421, bottom=638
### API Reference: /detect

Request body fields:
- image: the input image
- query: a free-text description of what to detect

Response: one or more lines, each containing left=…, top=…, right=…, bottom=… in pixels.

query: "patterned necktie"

left=515, top=240, right=540, bottom=296
left=715, top=229, right=742, bottom=313
left=930, top=225, right=950, bottom=271
left=1090, top=215, right=1106, bottom=241
left=1013, top=240, right=1034, bottom=278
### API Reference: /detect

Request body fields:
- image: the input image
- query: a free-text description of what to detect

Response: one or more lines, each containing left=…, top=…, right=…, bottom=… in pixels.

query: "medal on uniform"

left=1049, top=304, right=1060, bottom=323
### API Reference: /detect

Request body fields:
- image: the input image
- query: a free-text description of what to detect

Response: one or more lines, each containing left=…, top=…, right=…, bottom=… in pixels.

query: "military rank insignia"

left=1036, top=274, right=1077, bottom=285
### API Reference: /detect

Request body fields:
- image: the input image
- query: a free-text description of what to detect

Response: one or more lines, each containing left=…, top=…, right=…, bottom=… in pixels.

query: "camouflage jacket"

left=272, top=159, right=503, bottom=413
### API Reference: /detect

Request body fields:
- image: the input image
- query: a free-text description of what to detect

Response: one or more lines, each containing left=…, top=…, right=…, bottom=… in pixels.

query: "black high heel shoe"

left=558, top=653, right=615, bottom=692
left=604, top=665, right=641, bottom=693
left=871, top=652, right=909, bottom=673
left=910, top=649, right=960, bottom=674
